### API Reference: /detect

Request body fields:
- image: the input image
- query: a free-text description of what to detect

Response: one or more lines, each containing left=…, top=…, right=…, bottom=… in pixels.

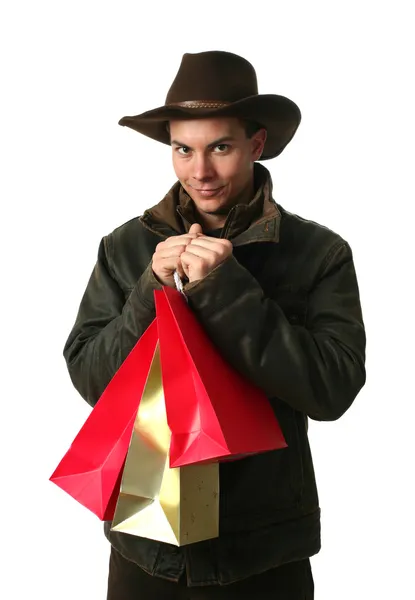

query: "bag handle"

left=173, top=271, right=188, bottom=303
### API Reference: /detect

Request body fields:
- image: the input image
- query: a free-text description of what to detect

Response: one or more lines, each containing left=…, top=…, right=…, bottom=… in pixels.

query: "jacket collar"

left=140, top=163, right=281, bottom=246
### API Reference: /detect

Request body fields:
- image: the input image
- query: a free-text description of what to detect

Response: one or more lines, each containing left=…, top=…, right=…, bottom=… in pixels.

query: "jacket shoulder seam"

left=103, top=234, right=119, bottom=282
left=316, top=240, right=349, bottom=281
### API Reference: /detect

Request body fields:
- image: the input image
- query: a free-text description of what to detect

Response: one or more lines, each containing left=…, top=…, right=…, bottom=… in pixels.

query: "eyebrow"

left=171, top=136, right=236, bottom=149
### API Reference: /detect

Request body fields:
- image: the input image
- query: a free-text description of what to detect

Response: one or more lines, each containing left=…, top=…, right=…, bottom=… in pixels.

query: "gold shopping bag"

left=111, top=343, right=219, bottom=546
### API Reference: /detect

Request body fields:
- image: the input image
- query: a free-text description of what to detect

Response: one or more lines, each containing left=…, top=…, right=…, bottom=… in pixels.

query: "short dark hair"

left=241, top=119, right=264, bottom=138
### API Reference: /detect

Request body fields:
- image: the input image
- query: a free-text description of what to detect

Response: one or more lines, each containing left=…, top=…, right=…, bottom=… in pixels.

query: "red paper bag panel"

left=155, top=287, right=287, bottom=468
left=50, top=319, right=158, bottom=520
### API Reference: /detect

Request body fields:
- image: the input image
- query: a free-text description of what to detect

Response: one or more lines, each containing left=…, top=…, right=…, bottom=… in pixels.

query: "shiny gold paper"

left=111, top=343, right=219, bottom=546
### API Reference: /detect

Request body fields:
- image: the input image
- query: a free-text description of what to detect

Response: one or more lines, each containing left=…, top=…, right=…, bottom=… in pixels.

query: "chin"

left=202, top=205, right=230, bottom=216
left=196, top=196, right=230, bottom=213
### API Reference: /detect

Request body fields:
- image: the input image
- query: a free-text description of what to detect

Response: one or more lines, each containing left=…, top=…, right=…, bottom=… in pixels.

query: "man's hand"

left=152, top=224, right=203, bottom=287
left=181, top=230, right=233, bottom=283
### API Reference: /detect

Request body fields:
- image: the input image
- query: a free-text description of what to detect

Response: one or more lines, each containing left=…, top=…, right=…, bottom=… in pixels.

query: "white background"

left=1, top=1, right=414, bottom=598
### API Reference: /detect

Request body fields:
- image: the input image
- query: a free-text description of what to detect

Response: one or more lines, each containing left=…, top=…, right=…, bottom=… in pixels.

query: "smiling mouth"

left=193, top=186, right=225, bottom=197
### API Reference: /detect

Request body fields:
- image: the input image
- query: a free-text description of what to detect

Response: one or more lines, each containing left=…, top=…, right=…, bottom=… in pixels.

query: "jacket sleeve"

left=63, top=236, right=162, bottom=407
left=184, top=241, right=366, bottom=421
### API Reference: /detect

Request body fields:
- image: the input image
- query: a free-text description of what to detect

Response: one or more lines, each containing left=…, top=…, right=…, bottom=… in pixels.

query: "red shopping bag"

left=49, top=319, right=158, bottom=520
left=155, top=286, right=287, bottom=468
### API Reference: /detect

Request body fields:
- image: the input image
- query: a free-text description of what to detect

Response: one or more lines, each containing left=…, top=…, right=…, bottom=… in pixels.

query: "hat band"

left=169, top=100, right=231, bottom=109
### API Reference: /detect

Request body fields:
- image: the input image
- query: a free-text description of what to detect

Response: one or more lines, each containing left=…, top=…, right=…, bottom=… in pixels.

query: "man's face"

left=169, top=118, right=266, bottom=222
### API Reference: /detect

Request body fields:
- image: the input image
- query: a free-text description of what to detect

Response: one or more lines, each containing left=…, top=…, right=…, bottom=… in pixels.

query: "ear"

left=251, top=128, right=267, bottom=161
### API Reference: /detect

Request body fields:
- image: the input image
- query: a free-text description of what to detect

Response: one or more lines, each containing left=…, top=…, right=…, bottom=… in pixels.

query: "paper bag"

left=155, top=286, right=287, bottom=468
left=49, top=320, right=158, bottom=520
left=111, top=342, right=219, bottom=546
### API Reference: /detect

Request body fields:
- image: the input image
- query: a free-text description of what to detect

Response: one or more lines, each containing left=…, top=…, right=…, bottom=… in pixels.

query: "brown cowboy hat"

left=118, top=51, right=301, bottom=161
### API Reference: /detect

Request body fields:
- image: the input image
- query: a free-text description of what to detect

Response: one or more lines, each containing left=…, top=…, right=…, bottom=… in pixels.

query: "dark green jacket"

left=64, top=164, right=366, bottom=586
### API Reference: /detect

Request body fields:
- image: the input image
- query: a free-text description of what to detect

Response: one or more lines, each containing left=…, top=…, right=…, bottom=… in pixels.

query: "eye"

left=176, top=146, right=191, bottom=156
left=213, top=144, right=230, bottom=153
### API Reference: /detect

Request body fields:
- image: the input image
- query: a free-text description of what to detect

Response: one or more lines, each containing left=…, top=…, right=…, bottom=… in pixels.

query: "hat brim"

left=118, top=94, right=301, bottom=160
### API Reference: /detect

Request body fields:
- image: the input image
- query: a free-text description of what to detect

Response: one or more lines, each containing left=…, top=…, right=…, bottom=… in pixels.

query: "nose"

left=192, top=153, right=215, bottom=181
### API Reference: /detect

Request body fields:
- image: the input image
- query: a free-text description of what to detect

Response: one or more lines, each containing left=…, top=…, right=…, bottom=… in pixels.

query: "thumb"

left=189, top=223, right=203, bottom=235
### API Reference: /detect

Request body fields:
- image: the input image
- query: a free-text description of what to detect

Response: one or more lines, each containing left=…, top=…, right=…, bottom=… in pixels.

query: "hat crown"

left=165, top=51, right=258, bottom=105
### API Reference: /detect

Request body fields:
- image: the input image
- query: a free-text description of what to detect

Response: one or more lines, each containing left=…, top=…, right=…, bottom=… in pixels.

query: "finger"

left=182, top=245, right=216, bottom=260
left=181, top=251, right=204, bottom=267
left=153, top=256, right=184, bottom=270
left=189, top=236, right=233, bottom=249
left=152, top=256, right=185, bottom=282
left=153, top=258, right=185, bottom=280
left=180, top=250, right=202, bottom=271
left=180, top=251, right=208, bottom=281
left=161, top=234, right=201, bottom=248
left=189, top=223, right=204, bottom=235
left=156, top=244, right=188, bottom=259
left=188, top=238, right=232, bottom=259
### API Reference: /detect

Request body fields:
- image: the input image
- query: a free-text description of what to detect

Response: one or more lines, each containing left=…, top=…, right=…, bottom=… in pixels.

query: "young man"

left=64, top=51, right=366, bottom=599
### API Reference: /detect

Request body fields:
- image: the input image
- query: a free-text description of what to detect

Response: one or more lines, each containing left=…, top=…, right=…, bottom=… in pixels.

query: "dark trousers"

left=107, top=547, right=314, bottom=599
